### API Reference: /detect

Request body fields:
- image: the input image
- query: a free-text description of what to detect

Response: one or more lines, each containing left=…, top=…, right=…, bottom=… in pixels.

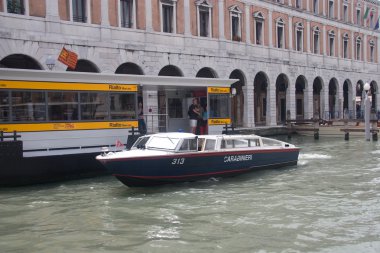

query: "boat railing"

left=0, top=131, right=21, bottom=142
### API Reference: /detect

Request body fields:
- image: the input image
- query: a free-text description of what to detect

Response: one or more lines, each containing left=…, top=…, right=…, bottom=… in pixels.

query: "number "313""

left=172, top=158, right=185, bottom=165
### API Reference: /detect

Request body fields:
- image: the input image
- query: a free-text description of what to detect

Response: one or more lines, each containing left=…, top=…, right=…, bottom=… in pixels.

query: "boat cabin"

left=130, top=133, right=292, bottom=153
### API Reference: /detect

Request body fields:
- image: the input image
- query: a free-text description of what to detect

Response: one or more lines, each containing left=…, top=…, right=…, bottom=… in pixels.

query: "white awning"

left=0, top=69, right=238, bottom=88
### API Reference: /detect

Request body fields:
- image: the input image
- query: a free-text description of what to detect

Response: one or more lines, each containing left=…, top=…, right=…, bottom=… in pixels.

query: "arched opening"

left=0, top=54, right=42, bottom=70
left=66, top=59, right=99, bottom=72
left=158, top=65, right=184, bottom=76
left=295, top=75, right=306, bottom=120
left=370, top=81, right=378, bottom=111
left=313, top=77, right=323, bottom=119
left=229, top=69, right=245, bottom=127
left=115, top=62, right=144, bottom=75
left=356, top=80, right=364, bottom=119
left=276, top=74, right=289, bottom=124
left=343, top=79, right=352, bottom=118
left=254, top=72, right=268, bottom=126
left=196, top=67, right=218, bottom=78
left=328, top=78, right=338, bottom=119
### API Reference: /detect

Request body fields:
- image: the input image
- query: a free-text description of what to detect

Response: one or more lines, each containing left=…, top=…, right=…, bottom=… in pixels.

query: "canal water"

left=1, top=136, right=380, bottom=253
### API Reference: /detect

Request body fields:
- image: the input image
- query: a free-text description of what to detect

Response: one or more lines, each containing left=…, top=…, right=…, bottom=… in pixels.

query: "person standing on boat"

left=188, top=98, right=201, bottom=134
left=138, top=102, right=147, bottom=135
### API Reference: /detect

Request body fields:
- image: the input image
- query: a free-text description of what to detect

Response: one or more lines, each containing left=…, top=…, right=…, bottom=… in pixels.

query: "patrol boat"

left=96, top=132, right=300, bottom=187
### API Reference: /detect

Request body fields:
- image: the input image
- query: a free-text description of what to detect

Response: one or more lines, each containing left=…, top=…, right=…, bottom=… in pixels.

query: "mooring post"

left=0, top=131, right=3, bottom=142
left=313, top=119, right=319, bottom=140
left=344, top=120, right=349, bottom=141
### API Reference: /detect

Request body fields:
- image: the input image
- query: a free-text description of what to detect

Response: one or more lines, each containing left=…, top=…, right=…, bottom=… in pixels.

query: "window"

left=356, top=9, right=361, bottom=25
left=343, top=4, right=348, bottom=22
left=328, top=0, right=334, bottom=18
left=295, top=23, right=304, bottom=52
left=196, top=0, right=212, bottom=37
left=343, top=33, right=349, bottom=58
left=7, top=0, right=24, bottom=14
left=168, top=98, right=183, bottom=118
left=209, top=94, right=230, bottom=118
left=253, top=12, right=264, bottom=45
left=313, top=0, right=318, bottom=14
left=160, top=0, right=177, bottom=33
left=204, top=139, right=216, bottom=151
left=110, top=93, right=136, bottom=119
left=369, top=10, right=375, bottom=28
left=355, top=37, right=361, bottom=60
left=80, top=92, right=108, bottom=120
left=328, top=30, right=335, bottom=56
left=313, top=27, right=320, bottom=54
left=48, top=92, right=78, bottom=121
left=11, top=91, right=46, bottom=122
left=370, top=40, right=375, bottom=62
left=276, top=18, right=285, bottom=49
left=0, top=91, right=10, bottom=122
left=229, top=5, right=242, bottom=42
left=120, top=0, right=135, bottom=28
left=72, top=0, right=86, bottom=23
left=296, top=0, right=301, bottom=8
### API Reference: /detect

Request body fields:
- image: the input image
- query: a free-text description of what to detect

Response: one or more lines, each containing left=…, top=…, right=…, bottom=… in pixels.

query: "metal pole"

left=365, top=93, right=371, bottom=141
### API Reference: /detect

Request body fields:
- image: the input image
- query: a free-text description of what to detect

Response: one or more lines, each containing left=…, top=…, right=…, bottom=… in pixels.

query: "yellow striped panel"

left=208, top=118, right=231, bottom=125
left=207, top=87, right=230, bottom=94
left=0, top=80, right=138, bottom=92
left=0, top=121, right=139, bottom=132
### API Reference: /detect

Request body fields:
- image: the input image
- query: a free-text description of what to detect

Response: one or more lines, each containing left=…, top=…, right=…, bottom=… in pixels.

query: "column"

left=245, top=4, right=251, bottom=44
left=24, top=0, right=29, bottom=16
left=306, top=0, right=310, bottom=12
left=351, top=1, right=354, bottom=24
left=184, top=0, right=191, bottom=35
left=351, top=30, right=355, bottom=60
left=101, top=0, right=110, bottom=26
left=364, top=3, right=367, bottom=28
left=69, top=0, right=73, bottom=21
left=322, top=0, right=326, bottom=16
left=337, top=0, right=340, bottom=20
left=46, top=0, right=59, bottom=20
left=306, top=20, right=311, bottom=53
left=2, top=0, right=6, bottom=13
left=86, top=0, right=91, bottom=23
left=322, top=24, right=327, bottom=55
left=288, top=16, right=293, bottom=50
left=218, top=0, right=225, bottom=39
left=268, top=82, right=277, bottom=126
left=268, top=10, right=273, bottom=47
left=337, top=29, right=341, bottom=58
left=145, top=0, right=153, bottom=31
left=364, top=34, right=367, bottom=62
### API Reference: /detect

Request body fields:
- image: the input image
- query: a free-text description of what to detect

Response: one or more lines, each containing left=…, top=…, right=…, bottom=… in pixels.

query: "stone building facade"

left=1, top=0, right=380, bottom=128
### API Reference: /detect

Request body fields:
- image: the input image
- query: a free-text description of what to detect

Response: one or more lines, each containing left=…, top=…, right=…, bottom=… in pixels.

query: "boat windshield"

left=131, top=136, right=150, bottom=149
left=261, top=138, right=283, bottom=147
left=146, top=136, right=181, bottom=150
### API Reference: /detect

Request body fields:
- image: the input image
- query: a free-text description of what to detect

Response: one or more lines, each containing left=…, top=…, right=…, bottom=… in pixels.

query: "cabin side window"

left=48, top=92, right=79, bottom=121
left=204, top=139, right=216, bottom=150
left=0, top=91, right=10, bottom=122
left=11, top=91, right=46, bottom=121
left=110, top=93, right=136, bottom=120
left=209, top=94, right=230, bottom=118
left=179, top=138, right=198, bottom=151
left=80, top=92, right=108, bottom=120
left=0, top=87, right=137, bottom=123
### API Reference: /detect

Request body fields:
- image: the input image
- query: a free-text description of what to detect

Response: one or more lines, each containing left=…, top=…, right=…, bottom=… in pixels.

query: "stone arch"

left=195, top=67, right=218, bottom=78
left=312, top=76, right=324, bottom=119
left=229, top=69, right=246, bottom=127
left=254, top=71, right=269, bottom=126
left=0, top=54, right=43, bottom=70
left=276, top=73, right=289, bottom=124
left=66, top=59, right=100, bottom=72
left=115, top=62, right=144, bottom=75
left=328, top=78, right=339, bottom=119
left=295, top=75, right=307, bottom=120
left=158, top=65, right=184, bottom=76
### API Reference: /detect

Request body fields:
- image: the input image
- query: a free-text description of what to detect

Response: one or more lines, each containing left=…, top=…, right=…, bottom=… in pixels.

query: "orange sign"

left=58, top=47, right=78, bottom=70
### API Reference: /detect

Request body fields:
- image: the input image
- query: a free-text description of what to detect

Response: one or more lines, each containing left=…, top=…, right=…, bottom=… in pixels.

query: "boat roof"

left=143, top=132, right=262, bottom=140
